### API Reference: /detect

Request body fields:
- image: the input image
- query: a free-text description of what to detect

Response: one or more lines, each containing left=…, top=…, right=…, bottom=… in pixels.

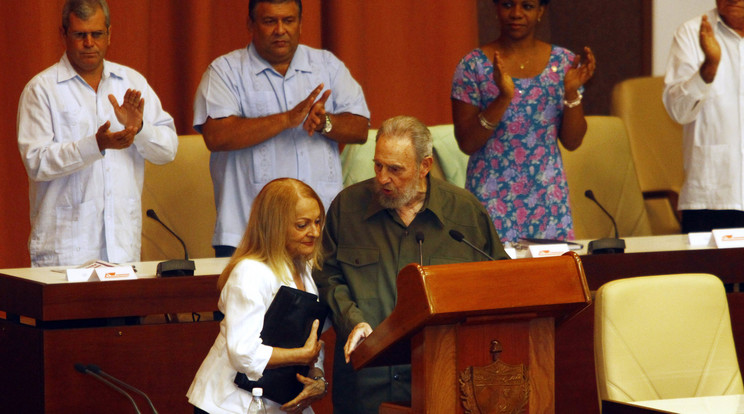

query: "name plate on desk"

left=712, top=228, right=744, bottom=249
left=527, top=244, right=570, bottom=258
left=66, top=266, right=137, bottom=282
left=688, top=231, right=713, bottom=247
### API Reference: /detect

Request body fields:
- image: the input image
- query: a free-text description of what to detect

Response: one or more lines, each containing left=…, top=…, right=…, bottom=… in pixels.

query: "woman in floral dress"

left=451, top=0, right=596, bottom=244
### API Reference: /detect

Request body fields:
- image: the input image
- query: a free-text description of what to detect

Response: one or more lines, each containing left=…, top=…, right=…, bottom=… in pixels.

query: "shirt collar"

left=247, top=43, right=311, bottom=78
left=362, top=176, right=446, bottom=227
left=715, top=9, right=744, bottom=38
left=57, top=53, right=123, bottom=84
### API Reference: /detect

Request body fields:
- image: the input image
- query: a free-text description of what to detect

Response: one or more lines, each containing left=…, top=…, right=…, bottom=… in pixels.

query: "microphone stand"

left=449, top=230, right=496, bottom=261
left=415, top=231, right=424, bottom=266
left=584, top=190, right=626, bottom=254
left=88, top=364, right=158, bottom=414
left=75, top=363, right=142, bottom=414
left=146, top=209, right=195, bottom=276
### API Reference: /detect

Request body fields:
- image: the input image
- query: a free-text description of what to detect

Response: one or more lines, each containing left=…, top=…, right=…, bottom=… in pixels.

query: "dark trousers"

left=194, top=406, right=209, bottom=414
left=681, top=209, right=744, bottom=233
left=214, top=245, right=236, bottom=258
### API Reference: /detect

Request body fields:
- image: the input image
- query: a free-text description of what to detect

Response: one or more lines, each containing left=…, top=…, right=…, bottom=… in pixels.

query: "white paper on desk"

left=93, top=266, right=137, bottom=281
left=66, top=268, right=95, bottom=282
left=688, top=232, right=713, bottom=247
left=504, top=247, right=518, bottom=259
left=527, top=244, right=570, bottom=258
left=712, top=228, right=744, bottom=248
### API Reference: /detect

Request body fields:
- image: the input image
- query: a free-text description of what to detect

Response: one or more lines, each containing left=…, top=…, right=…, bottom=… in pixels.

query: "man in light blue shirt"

left=193, top=0, right=370, bottom=257
left=17, top=0, right=178, bottom=267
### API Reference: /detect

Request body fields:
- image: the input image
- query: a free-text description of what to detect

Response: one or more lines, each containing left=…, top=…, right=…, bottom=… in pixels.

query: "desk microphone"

left=87, top=364, right=158, bottom=414
left=146, top=209, right=195, bottom=277
left=584, top=190, right=626, bottom=254
left=415, top=231, right=425, bottom=266
left=75, top=363, right=142, bottom=414
left=449, top=229, right=496, bottom=261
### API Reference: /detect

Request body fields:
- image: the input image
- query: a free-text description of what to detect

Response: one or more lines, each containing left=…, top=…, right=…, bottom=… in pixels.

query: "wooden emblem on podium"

left=459, top=340, right=530, bottom=414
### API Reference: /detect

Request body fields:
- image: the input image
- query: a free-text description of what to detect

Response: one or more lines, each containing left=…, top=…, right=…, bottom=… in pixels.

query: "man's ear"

left=420, top=156, right=433, bottom=178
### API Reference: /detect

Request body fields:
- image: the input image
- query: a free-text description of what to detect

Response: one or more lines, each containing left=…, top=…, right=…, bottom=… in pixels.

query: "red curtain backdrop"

left=0, top=1, right=477, bottom=267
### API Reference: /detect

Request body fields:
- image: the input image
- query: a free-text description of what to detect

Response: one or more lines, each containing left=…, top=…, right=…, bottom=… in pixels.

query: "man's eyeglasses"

left=68, top=30, right=108, bottom=41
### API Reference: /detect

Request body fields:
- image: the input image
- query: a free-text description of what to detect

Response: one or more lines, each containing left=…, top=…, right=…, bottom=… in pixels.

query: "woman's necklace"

left=519, top=59, right=530, bottom=70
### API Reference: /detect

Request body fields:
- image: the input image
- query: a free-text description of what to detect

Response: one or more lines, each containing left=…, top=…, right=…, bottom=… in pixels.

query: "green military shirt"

left=314, top=176, right=508, bottom=414
left=315, top=176, right=507, bottom=338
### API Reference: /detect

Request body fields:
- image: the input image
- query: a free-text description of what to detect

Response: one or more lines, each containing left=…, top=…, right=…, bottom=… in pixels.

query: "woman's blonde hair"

left=217, top=178, right=325, bottom=290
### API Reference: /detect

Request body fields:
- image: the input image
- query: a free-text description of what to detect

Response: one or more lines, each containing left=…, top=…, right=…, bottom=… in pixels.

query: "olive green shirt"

left=314, top=176, right=507, bottom=413
left=315, top=176, right=508, bottom=340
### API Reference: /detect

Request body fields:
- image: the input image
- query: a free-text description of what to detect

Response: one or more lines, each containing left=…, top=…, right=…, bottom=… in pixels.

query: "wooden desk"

left=554, top=235, right=744, bottom=414
left=603, top=395, right=744, bottom=413
left=0, top=259, right=226, bottom=414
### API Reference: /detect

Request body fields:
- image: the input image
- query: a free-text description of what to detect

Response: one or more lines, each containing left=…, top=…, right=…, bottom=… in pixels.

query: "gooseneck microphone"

left=146, top=209, right=196, bottom=276
left=87, top=364, right=158, bottom=414
left=584, top=190, right=626, bottom=254
left=449, top=229, right=496, bottom=261
left=75, top=363, right=142, bottom=414
left=415, top=231, right=425, bottom=266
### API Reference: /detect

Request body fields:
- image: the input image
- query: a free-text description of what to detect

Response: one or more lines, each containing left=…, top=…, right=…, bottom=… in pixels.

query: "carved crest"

left=459, top=340, right=530, bottom=414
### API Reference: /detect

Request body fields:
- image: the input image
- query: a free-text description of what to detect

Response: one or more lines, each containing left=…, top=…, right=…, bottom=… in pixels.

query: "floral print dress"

left=451, top=46, right=578, bottom=244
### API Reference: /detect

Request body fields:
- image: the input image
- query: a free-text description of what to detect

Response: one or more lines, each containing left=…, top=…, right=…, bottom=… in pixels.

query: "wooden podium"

left=351, top=252, right=591, bottom=413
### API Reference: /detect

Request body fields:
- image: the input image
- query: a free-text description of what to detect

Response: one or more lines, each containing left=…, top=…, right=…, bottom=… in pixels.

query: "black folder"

left=234, top=285, right=328, bottom=405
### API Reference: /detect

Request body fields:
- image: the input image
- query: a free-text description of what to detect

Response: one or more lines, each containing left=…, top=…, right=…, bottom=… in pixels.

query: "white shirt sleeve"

left=663, top=13, right=713, bottom=125
left=131, top=85, right=178, bottom=166
left=222, top=260, right=276, bottom=380
left=17, top=80, right=104, bottom=182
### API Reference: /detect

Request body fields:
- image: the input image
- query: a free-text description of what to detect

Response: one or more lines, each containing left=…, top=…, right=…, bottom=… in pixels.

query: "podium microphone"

left=74, top=363, right=142, bottom=414
left=87, top=364, right=158, bottom=414
left=146, top=209, right=195, bottom=277
left=415, top=231, right=425, bottom=266
left=449, top=229, right=495, bottom=261
left=584, top=190, right=626, bottom=254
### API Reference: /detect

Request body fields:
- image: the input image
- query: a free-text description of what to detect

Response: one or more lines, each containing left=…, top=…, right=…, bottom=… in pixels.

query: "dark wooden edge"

left=602, top=400, right=676, bottom=414
left=0, top=273, right=220, bottom=321
left=580, top=248, right=744, bottom=290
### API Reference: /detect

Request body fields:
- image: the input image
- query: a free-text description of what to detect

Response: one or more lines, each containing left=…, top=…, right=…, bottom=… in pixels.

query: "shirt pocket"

left=245, top=91, right=279, bottom=118
left=57, top=106, right=85, bottom=143
left=54, top=198, right=101, bottom=261
left=689, top=144, right=731, bottom=191
left=336, top=246, right=380, bottom=299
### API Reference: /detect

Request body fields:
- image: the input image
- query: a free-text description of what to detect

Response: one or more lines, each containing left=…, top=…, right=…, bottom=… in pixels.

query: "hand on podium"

left=345, top=322, right=373, bottom=362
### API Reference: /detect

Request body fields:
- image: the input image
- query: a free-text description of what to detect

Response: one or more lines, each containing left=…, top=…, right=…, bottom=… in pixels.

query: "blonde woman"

left=188, top=178, right=328, bottom=414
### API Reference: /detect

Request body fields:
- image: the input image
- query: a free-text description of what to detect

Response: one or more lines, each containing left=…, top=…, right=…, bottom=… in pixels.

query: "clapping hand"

left=285, top=84, right=332, bottom=136
left=492, top=50, right=515, bottom=100
left=303, top=88, right=332, bottom=136
left=97, top=89, right=145, bottom=151
left=108, top=88, right=144, bottom=133
left=699, top=15, right=721, bottom=83
left=564, top=46, right=596, bottom=98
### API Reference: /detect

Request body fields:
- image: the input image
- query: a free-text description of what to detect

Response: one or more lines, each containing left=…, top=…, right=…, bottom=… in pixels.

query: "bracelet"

left=478, top=112, right=498, bottom=130
left=563, top=91, right=583, bottom=108
left=313, top=375, right=329, bottom=394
